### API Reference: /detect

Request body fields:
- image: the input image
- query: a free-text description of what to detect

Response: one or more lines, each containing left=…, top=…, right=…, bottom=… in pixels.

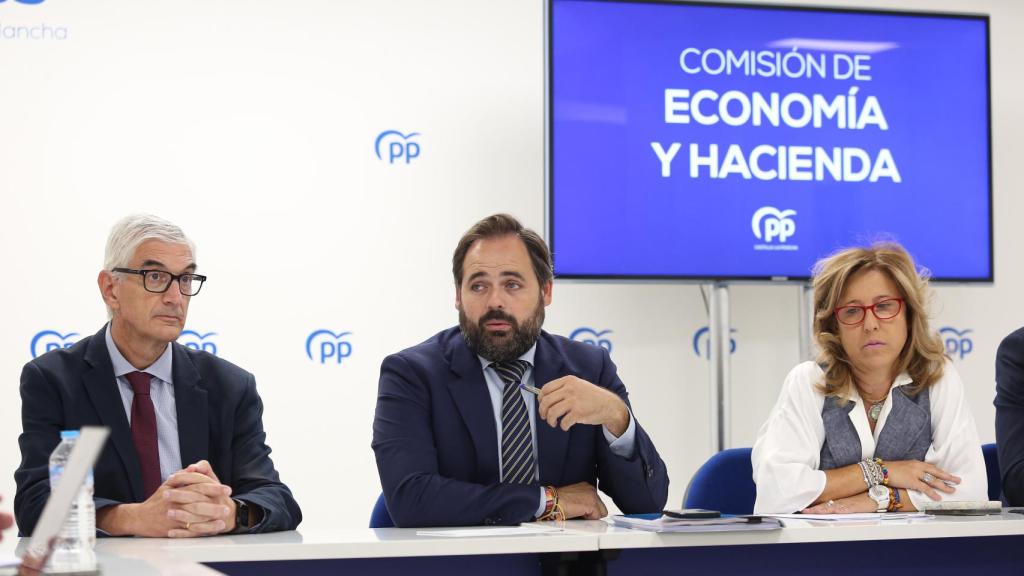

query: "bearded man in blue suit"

left=372, top=214, right=669, bottom=527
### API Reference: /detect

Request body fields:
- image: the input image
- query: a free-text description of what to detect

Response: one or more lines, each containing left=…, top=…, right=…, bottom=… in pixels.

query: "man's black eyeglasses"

left=112, top=268, right=207, bottom=296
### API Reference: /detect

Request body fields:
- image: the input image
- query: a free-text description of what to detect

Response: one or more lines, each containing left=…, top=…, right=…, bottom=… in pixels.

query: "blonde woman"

left=752, top=243, right=986, bottom=514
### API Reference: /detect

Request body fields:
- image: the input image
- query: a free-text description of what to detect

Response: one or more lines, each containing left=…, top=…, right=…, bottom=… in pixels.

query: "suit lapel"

left=82, top=326, right=144, bottom=501
left=533, top=333, right=570, bottom=486
left=172, top=344, right=208, bottom=470
left=445, top=333, right=500, bottom=483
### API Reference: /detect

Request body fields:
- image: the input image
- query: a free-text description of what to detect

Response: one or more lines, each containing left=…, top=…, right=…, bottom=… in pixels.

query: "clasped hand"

left=162, top=460, right=237, bottom=537
left=99, top=460, right=235, bottom=538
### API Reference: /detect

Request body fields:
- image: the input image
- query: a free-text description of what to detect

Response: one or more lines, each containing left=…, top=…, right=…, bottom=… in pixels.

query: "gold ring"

left=185, top=522, right=192, bottom=530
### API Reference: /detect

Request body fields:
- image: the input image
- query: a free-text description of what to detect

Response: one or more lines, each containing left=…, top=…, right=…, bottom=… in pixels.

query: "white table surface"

left=568, top=511, right=1024, bottom=550
left=136, top=526, right=598, bottom=564
left=3, top=512, right=1022, bottom=574
left=0, top=535, right=221, bottom=576
left=1, top=524, right=597, bottom=574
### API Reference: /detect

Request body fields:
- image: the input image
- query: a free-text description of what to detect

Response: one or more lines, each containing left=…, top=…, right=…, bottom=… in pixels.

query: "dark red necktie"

left=126, top=371, right=161, bottom=499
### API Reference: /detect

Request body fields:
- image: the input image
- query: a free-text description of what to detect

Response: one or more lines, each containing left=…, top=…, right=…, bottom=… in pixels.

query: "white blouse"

left=752, top=359, right=987, bottom=514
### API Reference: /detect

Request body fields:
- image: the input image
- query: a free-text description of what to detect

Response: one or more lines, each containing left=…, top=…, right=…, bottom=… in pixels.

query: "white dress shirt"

left=752, top=359, right=986, bottom=514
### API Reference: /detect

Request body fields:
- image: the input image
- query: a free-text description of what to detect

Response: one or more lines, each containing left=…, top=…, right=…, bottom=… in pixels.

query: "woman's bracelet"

left=877, top=458, right=890, bottom=486
left=858, top=460, right=872, bottom=488
left=860, top=457, right=886, bottom=487
left=888, top=487, right=903, bottom=512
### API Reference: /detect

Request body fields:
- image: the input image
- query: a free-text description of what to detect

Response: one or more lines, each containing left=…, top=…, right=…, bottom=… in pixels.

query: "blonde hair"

left=812, top=242, right=945, bottom=399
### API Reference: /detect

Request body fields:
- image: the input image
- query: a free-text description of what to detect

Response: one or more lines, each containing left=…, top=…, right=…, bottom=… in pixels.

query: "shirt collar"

left=104, top=323, right=174, bottom=383
left=476, top=342, right=537, bottom=371
left=851, top=371, right=914, bottom=407
left=893, top=372, right=913, bottom=388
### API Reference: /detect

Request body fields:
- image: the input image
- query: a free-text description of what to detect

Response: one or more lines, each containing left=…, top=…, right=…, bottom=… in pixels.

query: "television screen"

left=548, top=0, right=991, bottom=281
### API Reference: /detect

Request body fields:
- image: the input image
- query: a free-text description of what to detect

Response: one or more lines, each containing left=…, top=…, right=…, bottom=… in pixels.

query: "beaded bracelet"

left=887, top=487, right=903, bottom=512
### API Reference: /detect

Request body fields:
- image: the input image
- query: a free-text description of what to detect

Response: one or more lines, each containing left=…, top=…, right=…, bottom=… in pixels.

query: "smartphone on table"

left=662, top=508, right=721, bottom=519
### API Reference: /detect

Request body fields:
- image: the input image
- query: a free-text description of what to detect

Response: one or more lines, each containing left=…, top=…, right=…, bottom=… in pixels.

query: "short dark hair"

left=452, top=214, right=554, bottom=287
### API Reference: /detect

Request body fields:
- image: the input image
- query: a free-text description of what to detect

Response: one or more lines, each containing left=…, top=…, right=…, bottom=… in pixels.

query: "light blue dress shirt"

left=105, top=324, right=182, bottom=484
left=477, top=343, right=637, bottom=516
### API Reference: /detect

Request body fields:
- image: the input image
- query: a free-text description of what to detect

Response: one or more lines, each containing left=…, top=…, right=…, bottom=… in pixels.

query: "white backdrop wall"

left=0, top=0, right=1020, bottom=533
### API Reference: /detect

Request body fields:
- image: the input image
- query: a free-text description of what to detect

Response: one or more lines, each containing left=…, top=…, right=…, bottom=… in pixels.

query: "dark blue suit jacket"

left=14, top=326, right=302, bottom=536
left=996, top=327, right=1024, bottom=505
left=372, top=327, right=669, bottom=527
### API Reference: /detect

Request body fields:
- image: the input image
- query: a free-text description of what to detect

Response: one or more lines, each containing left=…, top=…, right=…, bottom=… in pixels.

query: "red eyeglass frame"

left=833, top=298, right=904, bottom=325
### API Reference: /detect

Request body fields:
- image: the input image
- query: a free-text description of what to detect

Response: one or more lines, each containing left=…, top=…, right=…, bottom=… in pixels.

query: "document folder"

left=611, top=513, right=782, bottom=533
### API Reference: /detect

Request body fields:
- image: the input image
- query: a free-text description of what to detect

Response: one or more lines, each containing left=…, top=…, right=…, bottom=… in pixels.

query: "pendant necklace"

left=861, top=391, right=888, bottom=422
left=867, top=399, right=884, bottom=422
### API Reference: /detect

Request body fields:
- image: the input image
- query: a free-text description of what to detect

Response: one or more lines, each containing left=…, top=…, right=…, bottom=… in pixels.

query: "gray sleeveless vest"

left=819, top=386, right=932, bottom=470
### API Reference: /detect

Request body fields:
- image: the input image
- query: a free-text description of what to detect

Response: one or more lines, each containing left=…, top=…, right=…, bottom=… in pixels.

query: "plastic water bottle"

left=47, top=430, right=97, bottom=574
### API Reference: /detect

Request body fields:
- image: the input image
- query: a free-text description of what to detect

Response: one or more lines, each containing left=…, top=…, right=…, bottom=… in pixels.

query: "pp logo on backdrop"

left=178, top=330, right=218, bottom=355
left=306, top=330, right=353, bottom=364
left=692, top=326, right=737, bottom=359
left=375, top=130, right=421, bottom=165
left=939, top=327, right=973, bottom=361
left=30, top=330, right=79, bottom=358
left=752, top=207, right=797, bottom=243
left=569, top=327, right=613, bottom=353
left=0, top=0, right=47, bottom=4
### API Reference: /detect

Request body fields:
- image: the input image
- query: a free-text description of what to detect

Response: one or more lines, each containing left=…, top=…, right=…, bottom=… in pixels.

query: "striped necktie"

left=492, top=360, right=536, bottom=484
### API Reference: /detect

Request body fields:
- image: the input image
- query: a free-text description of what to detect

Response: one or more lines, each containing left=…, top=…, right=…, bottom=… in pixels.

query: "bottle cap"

left=60, top=430, right=81, bottom=440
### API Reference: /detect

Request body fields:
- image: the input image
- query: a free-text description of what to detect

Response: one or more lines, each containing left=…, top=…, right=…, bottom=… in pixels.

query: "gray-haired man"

left=15, top=214, right=300, bottom=537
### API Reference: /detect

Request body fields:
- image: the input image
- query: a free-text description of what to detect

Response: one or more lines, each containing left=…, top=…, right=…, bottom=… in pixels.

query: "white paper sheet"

left=416, top=524, right=564, bottom=537
left=766, top=512, right=929, bottom=521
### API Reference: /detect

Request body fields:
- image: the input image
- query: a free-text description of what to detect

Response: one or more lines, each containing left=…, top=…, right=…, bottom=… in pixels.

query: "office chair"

left=370, top=492, right=395, bottom=528
left=683, top=447, right=756, bottom=515
left=982, top=443, right=1001, bottom=502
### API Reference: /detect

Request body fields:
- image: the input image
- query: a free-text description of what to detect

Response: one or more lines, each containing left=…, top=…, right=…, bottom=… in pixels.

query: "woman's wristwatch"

left=868, top=485, right=890, bottom=512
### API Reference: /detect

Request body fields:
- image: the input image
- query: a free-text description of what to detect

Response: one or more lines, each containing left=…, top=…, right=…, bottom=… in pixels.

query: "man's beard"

left=459, top=298, right=545, bottom=364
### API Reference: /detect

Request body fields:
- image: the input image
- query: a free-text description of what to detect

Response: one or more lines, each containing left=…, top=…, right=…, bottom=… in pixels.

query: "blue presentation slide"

left=550, top=0, right=991, bottom=280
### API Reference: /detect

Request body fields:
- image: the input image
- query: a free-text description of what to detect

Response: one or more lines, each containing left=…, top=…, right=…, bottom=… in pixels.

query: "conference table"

left=3, top=512, right=1023, bottom=575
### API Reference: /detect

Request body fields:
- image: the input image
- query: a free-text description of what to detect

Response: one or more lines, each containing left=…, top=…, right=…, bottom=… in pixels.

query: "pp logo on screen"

left=30, top=330, right=79, bottom=358
left=692, top=326, right=737, bottom=359
left=751, top=207, right=797, bottom=243
left=306, top=329, right=353, bottom=364
left=939, top=327, right=973, bottom=361
left=375, top=130, right=421, bottom=165
left=178, top=330, right=218, bottom=355
left=0, top=0, right=47, bottom=4
left=569, top=327, right=613, bottom=353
